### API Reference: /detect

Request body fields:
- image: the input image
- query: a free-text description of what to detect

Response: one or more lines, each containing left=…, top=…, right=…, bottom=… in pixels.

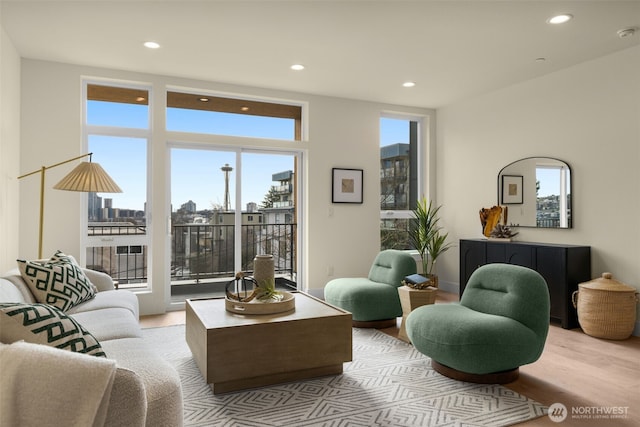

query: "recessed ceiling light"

left=136, top=96, right=146, bottom=102
left=547, top=14, right=573, bottom=24
left=199, top=97, right=209, bottom=102
left=290, top=64, right=305, bottom=71
left=617, top=27, right=636, bottom=38
left=240, top=106, right=250, bottom=112
left=144, top=41, right=160, bottom=49
left=402, top=81, right=416, bottom=88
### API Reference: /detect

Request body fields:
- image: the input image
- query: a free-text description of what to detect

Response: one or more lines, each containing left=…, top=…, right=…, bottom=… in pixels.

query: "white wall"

left=437, top=46, right=640, bottom=334
left=0, top=24, right=21, bottom=272
left=17, top=48, right=638, bottom=329
left=18, top=59, right=434, bottom=314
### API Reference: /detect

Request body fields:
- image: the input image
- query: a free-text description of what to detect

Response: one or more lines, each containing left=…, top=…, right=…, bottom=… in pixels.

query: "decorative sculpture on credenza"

left=479, top=205, right=518, bottom=240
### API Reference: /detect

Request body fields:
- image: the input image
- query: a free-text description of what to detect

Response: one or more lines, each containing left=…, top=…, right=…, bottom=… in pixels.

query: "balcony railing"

left=272, top=200, right=294, bottom=208
left=86, top=223, right=297, bottom=288
left=88, top=223, right=147, bottom=236
left=274, top=184, right=292, bottom=194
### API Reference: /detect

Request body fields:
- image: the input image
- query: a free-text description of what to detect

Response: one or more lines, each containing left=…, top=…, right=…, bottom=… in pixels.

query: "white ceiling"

left=2, top=0, right=639, bottom=108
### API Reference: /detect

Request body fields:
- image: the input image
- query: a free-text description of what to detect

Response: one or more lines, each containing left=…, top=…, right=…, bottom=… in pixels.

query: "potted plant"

left=408, top=198, right=453, bottom=288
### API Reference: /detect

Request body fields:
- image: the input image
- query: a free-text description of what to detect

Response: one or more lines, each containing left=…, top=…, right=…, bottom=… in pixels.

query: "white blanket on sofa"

left=0, top=341, right=117, bottom=427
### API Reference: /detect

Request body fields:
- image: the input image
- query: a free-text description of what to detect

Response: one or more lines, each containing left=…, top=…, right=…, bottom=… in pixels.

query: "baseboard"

left=437, top=280, right=459, bottom=295
left=306, top=288, right=325, bottom=300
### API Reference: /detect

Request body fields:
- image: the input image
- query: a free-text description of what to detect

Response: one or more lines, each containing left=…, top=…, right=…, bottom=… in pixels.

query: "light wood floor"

left=140, top=292, right=640, bottom=426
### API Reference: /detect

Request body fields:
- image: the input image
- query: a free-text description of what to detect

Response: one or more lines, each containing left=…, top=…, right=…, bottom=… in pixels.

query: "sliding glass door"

left=170, top=147, right=299, bottom=303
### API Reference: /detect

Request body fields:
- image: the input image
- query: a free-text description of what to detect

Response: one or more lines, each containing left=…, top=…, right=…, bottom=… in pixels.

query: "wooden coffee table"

left=185, top=292, right=352, bottom=394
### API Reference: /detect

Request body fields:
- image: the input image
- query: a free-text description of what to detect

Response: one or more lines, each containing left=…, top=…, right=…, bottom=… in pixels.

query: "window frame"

left=166, top=142, right=304, bottom=304
left=380, top=113, right=426, bottom=250
left=165, top=90, right=306, bottom=307
left=81, top=80, right=153, bottom=289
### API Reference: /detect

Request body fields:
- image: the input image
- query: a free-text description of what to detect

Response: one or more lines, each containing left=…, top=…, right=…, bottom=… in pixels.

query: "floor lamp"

left=17, top=153, right=122, bottom=259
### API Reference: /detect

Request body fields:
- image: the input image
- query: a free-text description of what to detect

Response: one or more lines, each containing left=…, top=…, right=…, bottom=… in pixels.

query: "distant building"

left=380, top=143, right=410, bottom=210
left=269, top=170, right=294, bottom=210
left=210, top=210, right=263, bottom=225
left=258, top=171, right=295, bottom=266
left=181, top=200, right=197, bottom=213
left=88, top=192, right=102, bottom=221
left=262, top=170, right=294, bottom=224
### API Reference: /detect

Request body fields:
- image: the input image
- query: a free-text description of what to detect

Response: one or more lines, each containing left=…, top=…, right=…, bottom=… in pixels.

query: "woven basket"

left=572, top=273, right=638, bottom=340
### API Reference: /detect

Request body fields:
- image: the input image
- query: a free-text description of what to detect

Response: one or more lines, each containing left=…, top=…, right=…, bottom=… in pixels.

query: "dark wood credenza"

left=459, top=239, right=591, bottom=329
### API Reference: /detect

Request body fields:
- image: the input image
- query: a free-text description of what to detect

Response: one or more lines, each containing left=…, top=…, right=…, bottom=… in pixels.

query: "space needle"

left=221, top=163, right=233, bottom=211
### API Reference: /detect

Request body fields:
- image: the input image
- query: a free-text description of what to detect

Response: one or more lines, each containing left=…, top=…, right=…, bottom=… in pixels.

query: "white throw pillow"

left=17, top=251, right=96, bottom=312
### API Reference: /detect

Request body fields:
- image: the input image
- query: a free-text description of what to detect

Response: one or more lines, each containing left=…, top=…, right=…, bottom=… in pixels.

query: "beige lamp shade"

left=18, top=153, right=122, bottom=259
left=53, top=161, right=122, bottom=193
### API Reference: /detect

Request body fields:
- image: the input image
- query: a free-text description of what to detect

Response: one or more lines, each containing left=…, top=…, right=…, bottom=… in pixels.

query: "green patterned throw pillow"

left=17, top=251, right=96, bottom=312
left=0, top=302, right=106, bottom=357
left=49, top=250, right=99, bottom=292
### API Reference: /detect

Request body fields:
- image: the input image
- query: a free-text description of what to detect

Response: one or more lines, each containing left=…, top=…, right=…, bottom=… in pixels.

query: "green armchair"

left=406, top=263, right=550, bottom=383
left=324, top=250, right=417, bottom=328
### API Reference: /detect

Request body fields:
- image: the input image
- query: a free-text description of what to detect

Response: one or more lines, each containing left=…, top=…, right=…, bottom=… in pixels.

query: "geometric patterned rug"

left=142, top=325, right=547, bottom=427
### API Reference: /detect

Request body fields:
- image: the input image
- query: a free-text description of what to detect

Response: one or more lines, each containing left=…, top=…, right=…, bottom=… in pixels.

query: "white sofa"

left=0, top=267, right=183, bottom=427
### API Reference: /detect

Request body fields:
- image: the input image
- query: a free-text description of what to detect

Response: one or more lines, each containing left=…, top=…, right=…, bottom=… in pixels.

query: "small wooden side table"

left=397, top=286, right=437, bottom=343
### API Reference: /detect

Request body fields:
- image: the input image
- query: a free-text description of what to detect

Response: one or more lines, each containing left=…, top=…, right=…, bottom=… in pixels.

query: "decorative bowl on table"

left=224, top=271, right=295, bottom=314
left=225, top=291, right=296, bottom=315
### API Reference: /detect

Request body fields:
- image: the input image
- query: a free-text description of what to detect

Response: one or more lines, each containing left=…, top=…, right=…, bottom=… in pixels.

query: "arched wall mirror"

left=497, top=157, right=571, bottom=229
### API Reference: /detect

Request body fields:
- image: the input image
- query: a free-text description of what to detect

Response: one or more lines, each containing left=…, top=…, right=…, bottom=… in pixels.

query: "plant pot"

left=253, top=254, right=274, bottom=285
left=428, top=274, right=439, bottom=288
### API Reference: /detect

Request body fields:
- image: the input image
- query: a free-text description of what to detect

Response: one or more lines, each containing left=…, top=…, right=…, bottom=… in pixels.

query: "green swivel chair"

left=324, top=250, right=417, bottom=328
left=406, top=263, right=550, bottom=383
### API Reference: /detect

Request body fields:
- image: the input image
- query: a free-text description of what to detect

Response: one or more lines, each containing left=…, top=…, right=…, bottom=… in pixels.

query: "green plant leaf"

left=256, top=278, right=282, bottom=301
left=408, top=198, right=451, bottom=275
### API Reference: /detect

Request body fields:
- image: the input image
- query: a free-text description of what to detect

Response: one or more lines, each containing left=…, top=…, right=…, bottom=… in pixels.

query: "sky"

left=536, top=168, right=569, bottom=197
left=88, top=101, right=408, bottom=213
left=88, top=100, right=565, bottom=212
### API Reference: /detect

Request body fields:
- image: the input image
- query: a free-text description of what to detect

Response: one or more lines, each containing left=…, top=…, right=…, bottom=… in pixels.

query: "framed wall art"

left=332, top=168, right=363, bottom=203
left=501, top=175, right=523, bottom=204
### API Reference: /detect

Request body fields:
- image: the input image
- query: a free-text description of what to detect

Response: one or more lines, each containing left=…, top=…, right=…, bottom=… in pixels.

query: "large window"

left=380, top=115, right=421, bottom=250
left=167, top=90, right=302, bottom=303
left=81, top=83, right=304, bottom=300
left=83, top=83, right=151, bottom=288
